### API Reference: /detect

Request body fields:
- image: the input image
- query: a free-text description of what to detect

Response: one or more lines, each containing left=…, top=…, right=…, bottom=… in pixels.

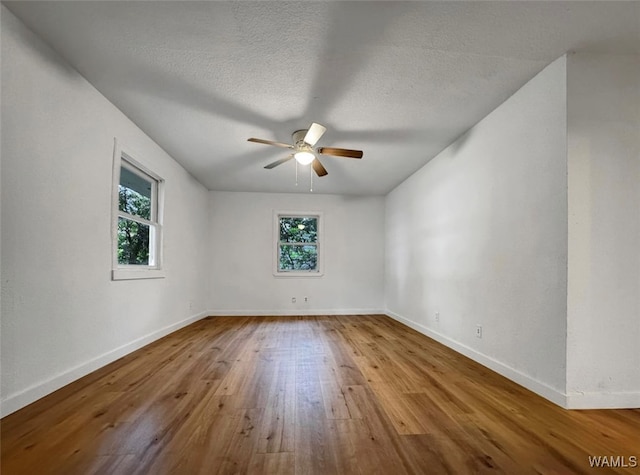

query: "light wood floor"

left=2, top=315, right=639, bottom=474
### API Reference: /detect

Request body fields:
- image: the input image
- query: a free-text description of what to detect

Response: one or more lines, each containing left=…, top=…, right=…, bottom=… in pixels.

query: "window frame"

left=111, top=139, right=165, bottom=281
left=273, top=211, right=324, bottom=277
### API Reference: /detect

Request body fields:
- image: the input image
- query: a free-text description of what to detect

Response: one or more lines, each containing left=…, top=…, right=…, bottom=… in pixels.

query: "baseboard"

left=208, top=308, right=385, bottom=316
left=566, top=391, right=640, bottom=409
left=0, top=310, right=210, bottom=418
left=385, top=310, right=568, bottom=408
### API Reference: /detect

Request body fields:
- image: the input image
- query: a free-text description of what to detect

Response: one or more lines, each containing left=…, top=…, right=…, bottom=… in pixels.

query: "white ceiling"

left=5, top=1, right=639, bottom=195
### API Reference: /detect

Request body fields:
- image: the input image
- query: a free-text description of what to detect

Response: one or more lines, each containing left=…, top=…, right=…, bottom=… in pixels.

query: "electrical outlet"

left=435, top=312, right=440, bottom=322
left=291, top=297, right=296, bottom=303
left=476, top=325, right=483, bottom=338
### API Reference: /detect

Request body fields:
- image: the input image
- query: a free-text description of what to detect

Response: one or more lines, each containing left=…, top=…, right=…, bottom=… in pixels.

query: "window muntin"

left=276, top=214, right=321, bottom=274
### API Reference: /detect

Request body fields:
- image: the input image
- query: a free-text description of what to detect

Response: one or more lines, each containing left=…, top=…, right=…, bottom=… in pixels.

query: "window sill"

left=112, top=268, right=166, bottom=281
left=273, top=271, right=324, bottom=278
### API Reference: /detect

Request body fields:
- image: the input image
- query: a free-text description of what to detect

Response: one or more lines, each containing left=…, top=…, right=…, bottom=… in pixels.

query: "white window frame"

left=273, top=211, right=324, bottom=277
left=111, top=139, right=165, bottom=280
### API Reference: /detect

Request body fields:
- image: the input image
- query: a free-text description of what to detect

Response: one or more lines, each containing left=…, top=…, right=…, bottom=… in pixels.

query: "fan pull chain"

left=310, top=165, right=313, bottom=192
left=295, top=160, right=298, bottom=186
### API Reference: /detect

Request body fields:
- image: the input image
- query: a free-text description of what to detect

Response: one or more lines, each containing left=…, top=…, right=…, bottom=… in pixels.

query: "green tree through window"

left=118, top=186, right=151, bottom=265
left=278, top=216, right=318, bottom=271
left=117, top=163, right=158, bottom=266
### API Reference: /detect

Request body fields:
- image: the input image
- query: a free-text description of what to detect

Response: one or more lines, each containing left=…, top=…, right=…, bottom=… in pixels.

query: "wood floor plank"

left=2, top=314, right=639, bottom=474
left=248, top=452, right=296, bottom=475
left=293, top=359, right=342, bottom=474
left=256, top=361, right=296, bottom=454
left=368, top=382, right=430, bottom=435
left=338, top=385, right=412, bottom=474
left=320, top=378, right=353, bottom=420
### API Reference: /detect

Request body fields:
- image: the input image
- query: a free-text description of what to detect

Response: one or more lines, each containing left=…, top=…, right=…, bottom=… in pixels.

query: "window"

left=275, top=212, right=323, bottom=276
left=112, top=140, right=164, bottom=280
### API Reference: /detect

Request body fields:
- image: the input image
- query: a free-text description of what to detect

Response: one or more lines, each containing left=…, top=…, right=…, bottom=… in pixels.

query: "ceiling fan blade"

left=248, top=138, right=293, bottom=149
left=264, top=155, right=294, bottom=169
left=317, top=147, right=363, bottom=159
left=303, top=123, right=327, bottom=146
left=312, top=158, right=328, bottom=177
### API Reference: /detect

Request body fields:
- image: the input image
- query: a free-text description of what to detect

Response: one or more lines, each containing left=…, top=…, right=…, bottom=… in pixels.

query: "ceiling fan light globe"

left=294, top=151, right=315, bottom=165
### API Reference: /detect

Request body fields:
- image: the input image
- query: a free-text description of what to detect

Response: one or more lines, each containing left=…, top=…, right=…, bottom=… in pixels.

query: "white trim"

left=565, top=391, right=640, bottom=409
left=270, top=273, right=325, bottom=280
left=0, top=310, right=210, bottom=417
left=385, top=310, right=569, bottom=408
left=117, top=211, right=156, bottom=228
left=112, top=268, right=166, bottom=280
left=208, top=308, right=384, bottom=317
left=273, top=210, right=324, bottom=277
left=111, top=139, right=121, bottom=269
left=111, top=138, right=165, bottom=278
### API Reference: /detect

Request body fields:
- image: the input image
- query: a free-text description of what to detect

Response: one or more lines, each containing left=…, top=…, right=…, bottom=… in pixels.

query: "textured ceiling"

left=5, top=1, right=639, bottom=195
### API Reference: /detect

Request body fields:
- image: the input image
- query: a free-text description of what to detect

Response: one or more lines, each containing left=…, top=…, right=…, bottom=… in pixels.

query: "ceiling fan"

left=247, top=123, right=363, bottom=177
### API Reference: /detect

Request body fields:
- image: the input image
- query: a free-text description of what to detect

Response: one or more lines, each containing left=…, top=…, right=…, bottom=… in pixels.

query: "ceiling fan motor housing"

left=293, top=129, right=314, bottom=153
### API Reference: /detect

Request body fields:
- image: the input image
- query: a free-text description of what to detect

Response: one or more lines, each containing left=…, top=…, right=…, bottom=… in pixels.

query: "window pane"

left=279, top=244, right=317, bottom=271
left=119, top=166, right=152, bottom=220
left=279, top=217, right=317, bottom=243
left=117, top=217, right=150, bottom=265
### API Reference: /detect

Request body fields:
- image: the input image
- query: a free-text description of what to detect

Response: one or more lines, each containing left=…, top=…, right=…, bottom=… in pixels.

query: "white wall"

left=208, top=191, right=385, bottom=315
left=3, top=3, right=636, bottom=417
left=385, top=57, right=569, bottom=405
left=1, top=7, right=211, bottom=416
left=566, top=53, right=640, bottom=408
